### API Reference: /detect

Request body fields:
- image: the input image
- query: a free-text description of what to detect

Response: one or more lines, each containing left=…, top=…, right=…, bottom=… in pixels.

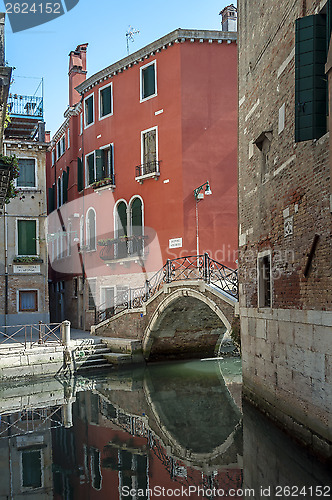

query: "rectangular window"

left=56, top=142, right=61, bottom=160
left=80, top=113, right=83, bottom=134
left=19, top=290, right=38, bottom=312
left=95, top=145, right=114, bottom=182
left=52, top=150, right=55, bottom=166
left=88, top=280, right=96, bottom=310
left=61, top=136, right=65, bottom=154
left=258, top=253, right=272, bottom=308
left=99, top=83, right=113, bottom=119
left=86, top=152, right=95, bottom=186
left=17, top=158, right=36, bottom=188
left=140, top=60, right=157, bottom=101
left=17, top=219, right=37, bottom=255
left=67, top=128, right=70, bottom=149
left=84, top=95, right=94, bottom=127
left=22, top=449, right=42, bottom=488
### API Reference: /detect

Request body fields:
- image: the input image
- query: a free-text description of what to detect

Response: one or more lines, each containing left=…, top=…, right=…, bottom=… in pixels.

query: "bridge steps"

left=100, top=337, right=144, bottom=367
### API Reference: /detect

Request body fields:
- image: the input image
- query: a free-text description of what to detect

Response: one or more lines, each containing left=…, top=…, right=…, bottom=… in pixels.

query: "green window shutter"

left=17, top=159, right=35, bottom=187
left=77, top=157, right=83, bottom=192
left=18, top=220, right=36, bottom=255
left=62, top=168, right=69, bottom=203
left=295, top=14, right=327, bottom=142
left=142, top=64, right=155, bottom=99
left=95, top=150, right=104, bottom=181
left=131, top=198, right=143, bottom=236
left=117, top=202, right=127, bottom=236
left=110, top=144, right=114, bottom=181
left=48, top=187, right=54, bottom=213
left=88, top=154, right=95, bottom=184
left=62, top=171, right=67, bottom=204
left=101, top=86, right=112, bottom=116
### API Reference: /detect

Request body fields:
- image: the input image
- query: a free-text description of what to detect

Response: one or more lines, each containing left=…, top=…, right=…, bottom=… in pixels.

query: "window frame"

left=20, top=447, right=44, bottom=490
left=257, top=250, right=272, bottom=309
left=15, top=157, right=37, bottom=190
left=18, top=289, right=39, bottom=313
left=99, top=82, right=113, bottom=120
left=16, top=217, right=39, bottom=257
left=85, top=151, right=96, bottom=187
left=86, top=207, right=97, bottom=252
left=67, top=128, right=70, bottom=149
left=84, top=93, right=95, bottom=129
left=141, top=125, right=158, bottom=166
left=140, top=60, right=157, bottom=103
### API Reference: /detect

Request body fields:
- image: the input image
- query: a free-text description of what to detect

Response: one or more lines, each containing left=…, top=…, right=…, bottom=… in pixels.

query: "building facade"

left=0, top=91, right=49, bottom=327
left=47, top=22, right=238, bottom=330
left=238, top=0, right=331, bottom=457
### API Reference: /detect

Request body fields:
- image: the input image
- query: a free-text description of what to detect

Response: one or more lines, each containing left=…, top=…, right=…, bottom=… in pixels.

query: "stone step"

left=76, top=362, right=112, bottom=372
left=100, top=337, right=142, bottom=354
left=103, top=353, right=133, bottom=366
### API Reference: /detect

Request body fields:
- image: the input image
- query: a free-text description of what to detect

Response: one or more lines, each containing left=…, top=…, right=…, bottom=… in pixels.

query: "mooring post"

left=61, top=320, right=71, bottom=347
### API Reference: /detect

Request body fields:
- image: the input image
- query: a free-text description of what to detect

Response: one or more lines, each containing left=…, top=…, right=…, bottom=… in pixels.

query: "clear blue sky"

left=1, top=0, right=236, bottom=135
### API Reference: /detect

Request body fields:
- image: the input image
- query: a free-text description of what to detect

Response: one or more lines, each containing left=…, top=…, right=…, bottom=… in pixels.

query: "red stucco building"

left=47, top=22, right=237, bottom=330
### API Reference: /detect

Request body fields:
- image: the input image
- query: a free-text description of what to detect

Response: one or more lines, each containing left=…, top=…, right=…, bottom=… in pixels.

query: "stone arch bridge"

left=92, top=254, right=238, bottom=360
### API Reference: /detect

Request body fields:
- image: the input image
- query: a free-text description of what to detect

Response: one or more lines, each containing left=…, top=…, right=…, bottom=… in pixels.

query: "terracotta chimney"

left=68, top=43, right=88, bottom=106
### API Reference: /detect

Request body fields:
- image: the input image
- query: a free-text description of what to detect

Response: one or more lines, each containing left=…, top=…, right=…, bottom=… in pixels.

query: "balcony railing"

left=7, top=94, right=43, bottom=119
left=135, top=160, right=160, bottom=182
left=99, top=235, right=148, bottom=262
left=91, top=173, right=116, bottom=191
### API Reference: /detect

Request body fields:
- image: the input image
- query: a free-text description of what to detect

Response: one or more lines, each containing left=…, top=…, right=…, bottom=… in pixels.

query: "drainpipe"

left=3, top=143, right=8, bottom=326
left=81, top=96, right=86, bottom=331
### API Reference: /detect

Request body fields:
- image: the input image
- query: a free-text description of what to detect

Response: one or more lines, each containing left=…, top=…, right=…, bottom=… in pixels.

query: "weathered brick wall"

left=238, top=0, right=332, bottom=458
left=238, top=0, right=331, bottom=312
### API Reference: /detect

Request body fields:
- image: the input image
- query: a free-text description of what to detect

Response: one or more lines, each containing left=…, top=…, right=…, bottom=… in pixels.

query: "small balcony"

left=99, top=235, right=148, bottom=264
left=91, top=173, right=116, bottom=192
left=135, top=160, right=160, bottom=183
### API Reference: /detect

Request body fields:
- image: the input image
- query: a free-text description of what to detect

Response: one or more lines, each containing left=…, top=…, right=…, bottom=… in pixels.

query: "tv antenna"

left=126, top=26, right=140, bottom=55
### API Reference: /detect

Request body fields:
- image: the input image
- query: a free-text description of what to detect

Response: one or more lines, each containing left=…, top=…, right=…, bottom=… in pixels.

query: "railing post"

left=166, top=259, right=171, bottom=283
left=145, top=280, right=150, bottom=301
left=61, top=320, right=71, bottom=347
left=38, top=321, right=43, bottom=344
left=204, top=252, right=210, bottom=283
left=129, top=288, right=132, bottom=309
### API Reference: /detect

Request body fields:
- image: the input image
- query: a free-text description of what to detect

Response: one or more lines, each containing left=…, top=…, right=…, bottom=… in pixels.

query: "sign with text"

left=13, top=264, right=41, bottom=274
left=169, top=238, right=183, bottom=249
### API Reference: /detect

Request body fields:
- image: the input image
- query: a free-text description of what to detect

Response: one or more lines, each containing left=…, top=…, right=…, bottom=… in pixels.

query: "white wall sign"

left=169, top=238, right=183, bottom=249
left=13, top=265, right=41, bottom=274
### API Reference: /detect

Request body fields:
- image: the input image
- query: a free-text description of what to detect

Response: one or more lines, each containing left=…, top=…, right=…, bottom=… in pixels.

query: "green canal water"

left=0, top=358, right=331, bottom=499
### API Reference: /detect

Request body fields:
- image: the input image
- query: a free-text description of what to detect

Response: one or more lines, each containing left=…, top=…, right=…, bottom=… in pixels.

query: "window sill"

left=135, top=172, right=160, bottom=184
left=140, top=93, right=157, bottom=103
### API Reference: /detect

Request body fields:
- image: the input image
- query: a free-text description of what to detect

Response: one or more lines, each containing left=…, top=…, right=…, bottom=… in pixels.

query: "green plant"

left=0, top=154, right=19, bottom=204
left=14, top=256, right=42, bottom=263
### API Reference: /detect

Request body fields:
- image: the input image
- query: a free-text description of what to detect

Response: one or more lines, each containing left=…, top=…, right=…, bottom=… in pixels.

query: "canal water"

left=0, top=358, right=330, bottom=499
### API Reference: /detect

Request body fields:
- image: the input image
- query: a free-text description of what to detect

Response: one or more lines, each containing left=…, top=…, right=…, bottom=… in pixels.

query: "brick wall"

left=238, top=0, right=332, bottom=459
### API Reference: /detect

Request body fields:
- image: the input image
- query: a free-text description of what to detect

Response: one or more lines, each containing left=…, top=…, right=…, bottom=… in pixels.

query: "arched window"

left=129, top=197, right=144, bottom=256
left=86, top=208, right=96, bottom=251
left=115, top=201, right=127, bottom=259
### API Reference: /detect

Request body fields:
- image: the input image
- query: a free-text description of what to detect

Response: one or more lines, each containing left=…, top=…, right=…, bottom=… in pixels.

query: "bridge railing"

left=95, top=253, right=238, bottom=324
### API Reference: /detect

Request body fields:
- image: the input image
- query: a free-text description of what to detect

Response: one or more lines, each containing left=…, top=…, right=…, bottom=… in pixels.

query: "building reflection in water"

left=52, top=359, right=243, bottom=499
left=0, top=359, right=330, bottom=499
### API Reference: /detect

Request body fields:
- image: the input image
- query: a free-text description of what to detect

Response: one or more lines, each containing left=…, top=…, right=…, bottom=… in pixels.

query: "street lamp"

left=193, top=181, right=212, bottom=257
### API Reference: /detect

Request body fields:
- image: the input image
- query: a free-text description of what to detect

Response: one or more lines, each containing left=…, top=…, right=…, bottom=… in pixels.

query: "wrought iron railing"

left=0, top=322, right=62, bottom=349
left=99, top=235, right=148, bottom=262
left=8, top=94, right=43, bottom=118
left=95, top=253, right=238, bottom=324
left=135, top=160, right=160, bottom=178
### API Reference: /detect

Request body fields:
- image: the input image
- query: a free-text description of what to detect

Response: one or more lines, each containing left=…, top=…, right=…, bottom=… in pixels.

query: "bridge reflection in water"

left=0, top=359, right=330, bottom=499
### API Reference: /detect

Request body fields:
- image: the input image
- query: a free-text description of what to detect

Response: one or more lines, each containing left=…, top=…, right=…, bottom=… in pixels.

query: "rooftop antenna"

left=126, top=26, right=140, bottom=55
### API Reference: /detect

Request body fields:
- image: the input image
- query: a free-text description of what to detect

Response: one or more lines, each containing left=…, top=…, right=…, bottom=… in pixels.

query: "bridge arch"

left=142, top=287, right=232, bottom=360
